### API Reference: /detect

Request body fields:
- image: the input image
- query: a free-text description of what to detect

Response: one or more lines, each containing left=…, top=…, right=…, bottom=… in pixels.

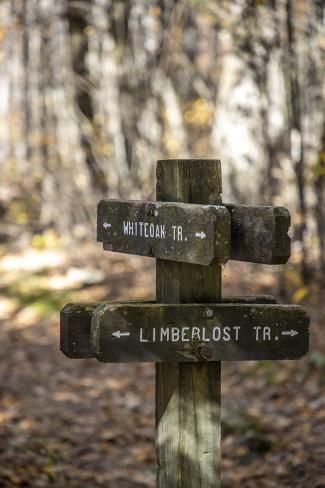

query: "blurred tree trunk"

left=67, top=0, right=106, bottom=194
left=314, top=123, right=325, bottom=278
left=284, top=0, right=309, bottom=280
left=0, top=1, right=11, bottom=170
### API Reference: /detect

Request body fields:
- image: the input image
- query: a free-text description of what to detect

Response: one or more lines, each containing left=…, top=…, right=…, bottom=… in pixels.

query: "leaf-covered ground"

left=0, top=241, right=324, bottom=487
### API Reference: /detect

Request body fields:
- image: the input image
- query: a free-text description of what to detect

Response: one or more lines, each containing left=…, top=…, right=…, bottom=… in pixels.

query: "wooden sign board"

left=98, top=200, right=290, bottom=266
left=91, top=303, right=309, bottom=363
left=60, top=296, right=277, bottom=359
left=226, top=204, right=291, bottom=264
left=97, top=200, right=230, bottom=265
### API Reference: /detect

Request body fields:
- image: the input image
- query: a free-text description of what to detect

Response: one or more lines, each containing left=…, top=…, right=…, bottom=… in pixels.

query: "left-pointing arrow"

left=112, top=331, right=130, bottom=339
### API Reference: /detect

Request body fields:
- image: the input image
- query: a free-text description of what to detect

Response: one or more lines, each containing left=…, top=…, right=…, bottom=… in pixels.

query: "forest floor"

left=0, top=237, right=324, bottom=487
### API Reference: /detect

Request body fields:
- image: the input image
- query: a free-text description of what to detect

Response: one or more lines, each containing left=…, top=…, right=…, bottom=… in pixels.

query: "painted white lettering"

left=171, top=328, right=180, bottom=341
left=233, top=326, right=241, bottom=341
left=213, top=327, right=221, bottom=341
left=123, top=221, right=169, bottom=240
left=191, top=327, right=201, bottom=340
left=181, top=327, right=190, bottom=342
left=263, top=327, right=271, bottom=341
left=177, top=226, right=183, bottom=242
left=160, top=328, right=169, bottom=341
left=140, top=328, right=148, bottom=342
left=254, top=326, right=261, bottom=341
left=202, top=328, right=210, bottom=342
left=223, top=327, right=231, bottom=341
left=172, top=226, right=177, bottom=240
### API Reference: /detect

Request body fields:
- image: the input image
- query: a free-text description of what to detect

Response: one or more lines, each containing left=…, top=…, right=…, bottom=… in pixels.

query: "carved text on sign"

left=91, top=303, right=309, bottom=362
left=97, top=200, right=230, bottom=265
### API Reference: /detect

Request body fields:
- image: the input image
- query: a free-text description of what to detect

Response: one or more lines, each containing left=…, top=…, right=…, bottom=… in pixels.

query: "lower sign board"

left=60, top=296, right=277, bottom=359
left=97, top=199, right=230, bottom=265
left=90, top=303, right=309, bottom=362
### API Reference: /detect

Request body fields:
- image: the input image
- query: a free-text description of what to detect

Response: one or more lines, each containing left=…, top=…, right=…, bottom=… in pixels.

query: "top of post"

left=156, top=159, right=222, bottom=205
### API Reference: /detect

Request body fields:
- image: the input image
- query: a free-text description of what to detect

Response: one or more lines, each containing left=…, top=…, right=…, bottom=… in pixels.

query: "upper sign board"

left=90, top=303, right=309, bottom=363
left=98, top=200, right=291, bottom=265
left=97, top=200, right=230, bottom=265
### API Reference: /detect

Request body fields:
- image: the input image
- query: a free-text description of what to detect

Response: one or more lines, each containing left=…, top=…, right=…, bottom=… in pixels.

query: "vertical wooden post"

left=156, top=160, right=222, bottom=488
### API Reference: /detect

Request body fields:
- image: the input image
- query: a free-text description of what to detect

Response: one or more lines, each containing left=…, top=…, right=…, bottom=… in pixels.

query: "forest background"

left=0, top=1, right=324, bottom=487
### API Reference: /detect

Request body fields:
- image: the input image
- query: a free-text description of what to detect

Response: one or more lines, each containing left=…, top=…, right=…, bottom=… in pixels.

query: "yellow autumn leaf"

left=292, top=286, right=309, bottom=303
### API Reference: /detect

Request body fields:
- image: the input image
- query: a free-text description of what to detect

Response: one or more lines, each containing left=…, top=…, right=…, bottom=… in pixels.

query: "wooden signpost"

left=60, top=159, right=310, bottom=488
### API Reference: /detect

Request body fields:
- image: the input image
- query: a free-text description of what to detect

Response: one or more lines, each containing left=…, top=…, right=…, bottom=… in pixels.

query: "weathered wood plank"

left=226, top=204, right=291, bottom=264
left=155, top=159, right=222, bottom=488
left=60, top=296, right=277, bottom=359
left=98, top=199, right=230, bottom=265
left=222, top=295, right=277, bottom=304
left=60, top=299, right=154, bottom=359
left=91, top=303, right=309, bottom=362
left=60, top=303, right=98, bottom=358
left=98, top=200, right=290, bottom=266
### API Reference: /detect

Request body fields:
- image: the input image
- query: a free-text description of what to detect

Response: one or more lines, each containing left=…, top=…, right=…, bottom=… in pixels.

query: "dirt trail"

left=0, top=246, right=324, bottom=487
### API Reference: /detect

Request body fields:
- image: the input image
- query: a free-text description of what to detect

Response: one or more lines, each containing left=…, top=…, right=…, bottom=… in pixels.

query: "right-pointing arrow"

left=281, top=329, right=298, bottom=337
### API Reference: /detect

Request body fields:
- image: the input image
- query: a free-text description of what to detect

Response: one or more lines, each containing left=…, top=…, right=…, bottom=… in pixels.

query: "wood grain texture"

left=222, top=295, right=277, bottom=304
left=98, top=200, right=230, bottom=265
left=91, top=303, right=309, bottom=362
left=226, top=204, right=291, bottom=264
left=60, top=303, right=98, bottom=358
left=98, top=199, right=290, bottom=266
left=60, top=296, right=277, bottom=359
left=155, top=159, right=222, bottom=488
